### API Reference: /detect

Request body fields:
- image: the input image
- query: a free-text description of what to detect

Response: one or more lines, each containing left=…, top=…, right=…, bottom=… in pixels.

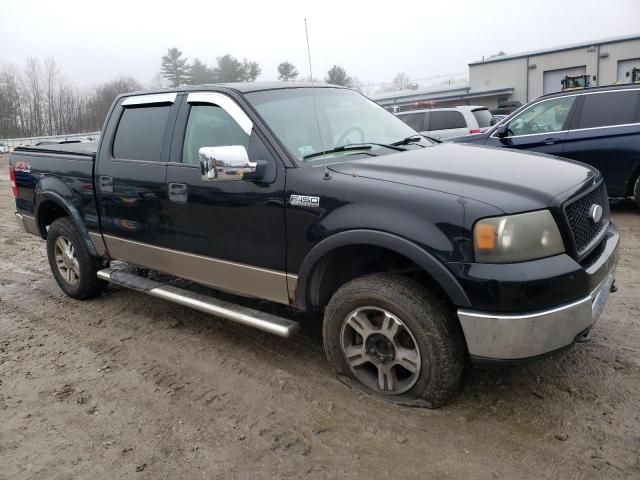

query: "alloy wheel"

left=340, top=306, right=421, bottom=395
left=54, top=236, right=80, bottom=285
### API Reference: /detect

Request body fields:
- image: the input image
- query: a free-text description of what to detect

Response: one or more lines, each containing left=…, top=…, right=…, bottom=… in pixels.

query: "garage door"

left=543, top=66, right=586, bottom=95
left=617, top=58, right=640, bottom=82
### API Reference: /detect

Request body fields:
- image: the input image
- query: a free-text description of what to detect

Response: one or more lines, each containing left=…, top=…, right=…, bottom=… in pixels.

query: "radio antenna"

left=304, top=18, right=330, bottom=179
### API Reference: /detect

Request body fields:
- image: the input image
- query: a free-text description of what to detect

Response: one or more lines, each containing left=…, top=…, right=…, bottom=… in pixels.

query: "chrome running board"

left=97, top=268, right=300, bottom=338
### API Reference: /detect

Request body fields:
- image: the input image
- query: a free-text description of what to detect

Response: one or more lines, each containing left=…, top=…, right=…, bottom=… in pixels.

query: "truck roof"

left=125, top=81, right=345, bottom=97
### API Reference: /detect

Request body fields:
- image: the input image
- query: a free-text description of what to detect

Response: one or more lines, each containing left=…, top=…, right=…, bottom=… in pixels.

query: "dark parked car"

left=10, top=83, right=618, bottom=407
left=452, top=84, right=640, bottom=206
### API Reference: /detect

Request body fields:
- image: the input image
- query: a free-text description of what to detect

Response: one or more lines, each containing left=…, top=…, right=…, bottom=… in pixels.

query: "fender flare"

left=35, top=191, right=98, bottom=257
left=294, top=229, right=471, bottom=310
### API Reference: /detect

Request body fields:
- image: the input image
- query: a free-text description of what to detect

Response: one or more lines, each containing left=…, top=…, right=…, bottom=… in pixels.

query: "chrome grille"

left=564, top=182, right=609, bottom=258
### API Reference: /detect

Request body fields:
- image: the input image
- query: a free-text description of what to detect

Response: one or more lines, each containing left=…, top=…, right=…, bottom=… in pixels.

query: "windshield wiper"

left=303, top=144, right=373, bottom=160
left=302, top=142, right=405, bottom=161
left=392, top=134, right=440, bottom=145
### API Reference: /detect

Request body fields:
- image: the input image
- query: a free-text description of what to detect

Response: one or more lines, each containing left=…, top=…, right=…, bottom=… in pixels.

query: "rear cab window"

left=573, top=90, right=640, bottom=129
left=472, top=109, right=495, bottom=128
left=428, top=111, right=466, bottom=131
left=113, top=105, right=171, bottom=161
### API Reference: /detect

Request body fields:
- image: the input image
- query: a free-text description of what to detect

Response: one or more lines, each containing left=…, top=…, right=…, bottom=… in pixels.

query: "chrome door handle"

left=99, top=175, right=113, bottom=193
left=544, top=138, right=560, bottom=145
left=168, top=182, right=188, bottom=203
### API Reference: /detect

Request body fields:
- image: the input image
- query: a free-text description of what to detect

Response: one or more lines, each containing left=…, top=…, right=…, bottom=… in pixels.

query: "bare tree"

left=44, top=57, right=58, bottom=135
left=393, top=73, right=411, bottom=91
left=0, top=58, right=149, bottom=139
left=23, top=58, right=44, bottom=136
left=0, top=68, right=25, bottom=138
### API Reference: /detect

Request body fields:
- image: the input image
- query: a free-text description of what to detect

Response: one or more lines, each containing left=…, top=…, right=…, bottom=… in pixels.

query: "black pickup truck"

left=10, top=83, right=619, bottom=407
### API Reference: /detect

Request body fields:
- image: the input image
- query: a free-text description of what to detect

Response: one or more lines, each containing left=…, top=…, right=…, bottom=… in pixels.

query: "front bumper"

left=457, top=225, right=619, bottom=363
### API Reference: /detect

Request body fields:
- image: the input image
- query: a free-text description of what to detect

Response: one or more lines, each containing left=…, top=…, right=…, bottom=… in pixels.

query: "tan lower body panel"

left=88, top=232, right=108, bottom=257
left=101, top=234, right=295, bottom=305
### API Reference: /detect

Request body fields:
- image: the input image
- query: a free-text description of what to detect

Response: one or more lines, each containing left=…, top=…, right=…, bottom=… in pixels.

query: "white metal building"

left=373, top=34, right=640, bottom=112
left=468, top=34, right=640, bottom=108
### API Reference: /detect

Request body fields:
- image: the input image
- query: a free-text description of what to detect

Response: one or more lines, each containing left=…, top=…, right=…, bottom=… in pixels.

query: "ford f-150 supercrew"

left=10, top=82, right=618, bottom=407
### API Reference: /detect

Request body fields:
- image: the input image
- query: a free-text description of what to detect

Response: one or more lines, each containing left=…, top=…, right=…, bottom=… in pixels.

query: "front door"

left=485, top=95, right=577, bottom=155
left=164, top=92, right=289, bottom=304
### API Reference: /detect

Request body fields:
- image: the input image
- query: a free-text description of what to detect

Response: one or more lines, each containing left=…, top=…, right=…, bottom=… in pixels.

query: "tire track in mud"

left=1, top=271, right=561, bottom=479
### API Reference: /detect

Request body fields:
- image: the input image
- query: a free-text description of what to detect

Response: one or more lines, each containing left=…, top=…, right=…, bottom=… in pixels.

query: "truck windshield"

left=245, top=87, right=429, bottom=165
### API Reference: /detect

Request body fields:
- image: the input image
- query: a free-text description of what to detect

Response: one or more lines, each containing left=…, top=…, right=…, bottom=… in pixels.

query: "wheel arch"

left=35, top=191, right=98, bottom=257
left=294, top=230, right=471, bottom=311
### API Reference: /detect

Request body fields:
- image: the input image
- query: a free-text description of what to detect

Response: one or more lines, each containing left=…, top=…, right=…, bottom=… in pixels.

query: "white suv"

left=396, top=106, right=496, bottom=140
left=0, top=143, right=9, bottom=154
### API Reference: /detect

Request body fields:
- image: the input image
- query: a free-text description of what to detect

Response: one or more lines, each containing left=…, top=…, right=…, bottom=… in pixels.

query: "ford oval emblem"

left=589, top=204, right=603, bottom=224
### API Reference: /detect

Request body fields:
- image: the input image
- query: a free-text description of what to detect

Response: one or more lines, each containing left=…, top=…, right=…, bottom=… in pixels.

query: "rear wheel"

left=323, top=273, right=464, bottom=407
left=46, top=217, right=107, bottom=299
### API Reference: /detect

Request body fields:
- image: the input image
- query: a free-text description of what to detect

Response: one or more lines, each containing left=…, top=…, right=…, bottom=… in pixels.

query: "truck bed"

left=14, top=142, right=98, bottom=158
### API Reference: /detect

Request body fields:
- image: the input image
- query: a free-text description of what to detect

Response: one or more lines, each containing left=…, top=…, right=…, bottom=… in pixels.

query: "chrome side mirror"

left=199, top=145, right=260, bottom=182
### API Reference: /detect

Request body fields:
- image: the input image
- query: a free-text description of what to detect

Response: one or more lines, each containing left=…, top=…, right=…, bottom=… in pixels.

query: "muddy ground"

left=0, top=153, right=638, bottom=479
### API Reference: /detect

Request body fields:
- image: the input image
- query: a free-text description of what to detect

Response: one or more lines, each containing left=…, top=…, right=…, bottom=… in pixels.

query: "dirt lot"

left=0, top=153, right=639, bottom=480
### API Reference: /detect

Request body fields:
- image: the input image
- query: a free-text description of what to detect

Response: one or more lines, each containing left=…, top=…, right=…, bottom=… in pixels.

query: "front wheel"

left=46, top=217, right=107, bottom=299
left=323, top=273, right=464, bottom=407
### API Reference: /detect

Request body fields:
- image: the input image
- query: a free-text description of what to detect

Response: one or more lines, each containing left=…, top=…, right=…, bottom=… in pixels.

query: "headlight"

left=474, top=210, right=564, bottom=263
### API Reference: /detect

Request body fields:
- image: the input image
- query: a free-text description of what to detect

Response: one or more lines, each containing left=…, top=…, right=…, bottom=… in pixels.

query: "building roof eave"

left=375, top=87, right=514, bottom=106
left=468, top=33, right=640, bottom=66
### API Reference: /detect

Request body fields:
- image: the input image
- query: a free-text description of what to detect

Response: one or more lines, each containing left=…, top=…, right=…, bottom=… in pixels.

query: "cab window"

left=182, top=104, right=250, bottom=165
left=505, top=96, right=575, bottom=137
left=113, top=105, right=170, bottom=161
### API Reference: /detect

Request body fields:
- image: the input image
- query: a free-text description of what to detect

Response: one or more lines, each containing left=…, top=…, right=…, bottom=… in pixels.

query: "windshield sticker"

left=298, top=145, right=315, bottom=156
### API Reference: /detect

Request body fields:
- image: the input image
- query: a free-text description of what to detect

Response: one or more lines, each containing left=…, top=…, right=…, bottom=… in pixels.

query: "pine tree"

left=161, top=48, right=190, bottom=87
left=277, top=62, right=299, bottom=81
left=325, top=65, right=352, bottom=87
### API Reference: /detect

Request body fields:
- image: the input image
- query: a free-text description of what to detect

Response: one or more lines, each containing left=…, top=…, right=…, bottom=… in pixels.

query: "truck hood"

left=327, top=143, right=597, bottom=214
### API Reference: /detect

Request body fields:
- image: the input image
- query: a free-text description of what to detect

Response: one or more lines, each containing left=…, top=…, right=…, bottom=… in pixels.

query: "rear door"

left=562, top=89, right=640, bottom=196
left=163, top=91, right=289, bottom=304
left=95, top=93, right=178, bottom=253
left=484, top=95, right=577, bottom=155
left=427, top=110, right=468, bottom=140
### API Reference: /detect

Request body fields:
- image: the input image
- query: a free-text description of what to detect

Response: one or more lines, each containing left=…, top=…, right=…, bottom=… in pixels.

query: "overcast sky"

left=1, top=0, right=639, bottom=88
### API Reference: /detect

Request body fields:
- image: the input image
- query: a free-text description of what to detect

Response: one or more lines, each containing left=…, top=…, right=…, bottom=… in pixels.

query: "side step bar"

left=97, top=268, right=300, bottom=338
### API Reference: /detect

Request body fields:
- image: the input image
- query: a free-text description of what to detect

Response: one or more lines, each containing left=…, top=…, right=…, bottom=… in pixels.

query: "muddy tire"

left=323, top=273, right=464, bottom=408
left=46, top=217, right=107, bottom=300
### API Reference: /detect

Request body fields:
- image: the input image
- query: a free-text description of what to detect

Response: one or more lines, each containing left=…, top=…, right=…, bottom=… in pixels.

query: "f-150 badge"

left=290, top=194, right=320, bottom=208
